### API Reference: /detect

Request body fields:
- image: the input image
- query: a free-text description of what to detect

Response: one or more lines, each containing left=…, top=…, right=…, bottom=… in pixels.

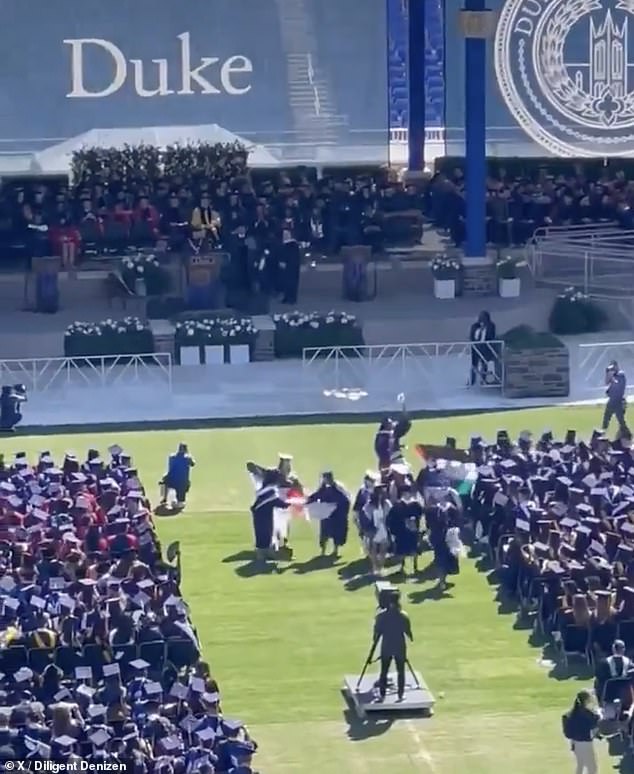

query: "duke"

left=64, top=32, right=253, bottom=98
